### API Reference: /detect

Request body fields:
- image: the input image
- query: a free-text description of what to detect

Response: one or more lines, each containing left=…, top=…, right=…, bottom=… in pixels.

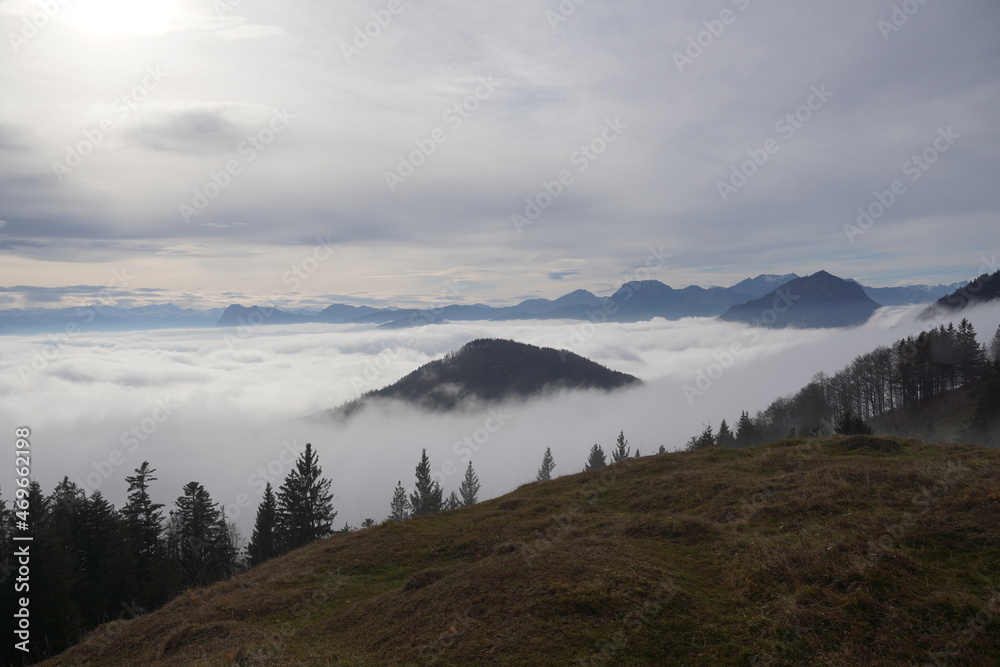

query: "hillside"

left=923, top=270, right=1000, bottom=318
left=720, top=271, right=881, bottom=328
left=331, top=338, right=640, bottom=416
left=41, top=436, right=1000, bottom=666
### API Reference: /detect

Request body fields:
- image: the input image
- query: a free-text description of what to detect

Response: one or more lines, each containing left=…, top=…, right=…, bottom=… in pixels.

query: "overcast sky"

left=1, top=0, right=998, bottom=309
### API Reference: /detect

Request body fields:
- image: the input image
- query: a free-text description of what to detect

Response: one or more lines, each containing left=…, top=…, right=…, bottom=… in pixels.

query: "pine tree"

left=716, top=419, right=736, bottom=448
left=121, top=462, right=164, bottom=562
left=459, top=461, right=480, bottom=507
left=444, top=491, right=461, bottom=511
left=990, top=324, right=1000, bottom=362
left=687, top=425, right=715, bottom=451
left=409, top=449, right=443, bottom=517
left=735, top=411, right=758, bottom=448
left=611, top=431, right=630, bottom=462
left=277, top=443, right=336, bottom=551
left=956, top=318, right=986, bottom=384
left=584, top=444, right=607, bottom=471
left=536, top=447, right=556, bottom=481
left=389, top=481, right=411, bottom=521
left=247, top=483, right=279, bottom=566
left=173, top=481, right=232, bottom=587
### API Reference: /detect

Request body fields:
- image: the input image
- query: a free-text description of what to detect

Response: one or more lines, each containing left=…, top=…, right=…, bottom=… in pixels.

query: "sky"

left=3, top=301, right=1000, bottom=536
left=1, top=0, right=998, bottom=310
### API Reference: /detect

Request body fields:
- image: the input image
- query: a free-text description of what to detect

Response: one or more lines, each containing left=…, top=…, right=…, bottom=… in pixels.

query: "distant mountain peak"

left=720, top=271, right=879, bottom=328
left=327, top=338, right=640, bottom=418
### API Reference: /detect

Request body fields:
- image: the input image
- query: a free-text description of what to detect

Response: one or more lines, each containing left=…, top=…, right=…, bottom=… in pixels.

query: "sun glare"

left=62, top=0, right=179, bottom=36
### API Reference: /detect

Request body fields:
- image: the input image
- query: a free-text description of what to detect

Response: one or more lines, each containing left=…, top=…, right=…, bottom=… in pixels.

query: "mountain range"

left=0, top=274, right=971, bottom=335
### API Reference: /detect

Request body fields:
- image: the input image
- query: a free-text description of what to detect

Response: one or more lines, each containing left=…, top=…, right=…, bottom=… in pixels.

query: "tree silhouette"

left=834, top=410, right=873, bottom=436
left=735, top=412, right=758, bottom=448
left=389, top=481, right=411, bottom=521
left=716, top=420, right=736, bottom=448
left=409, top=449, right=443, bottom=517
left=584, top=444, right=607, bottom=471
left=172, top=481, right=234, bottom=587
left=537, top=447, right=556, bottom=481
left=277, top=443, right=336, bottom=550
left=611, top=431, right=630, bottom=462
left=247, top=483, right=279, bottom=566
left=459, top=461, right=480, bottom=507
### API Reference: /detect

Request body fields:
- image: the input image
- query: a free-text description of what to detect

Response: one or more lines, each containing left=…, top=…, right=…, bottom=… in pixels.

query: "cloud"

left=3, top=304, right=998, bottom=537
left=214, top=24, right=288, bottom=41
left=0, top=1, right=995, bottom=297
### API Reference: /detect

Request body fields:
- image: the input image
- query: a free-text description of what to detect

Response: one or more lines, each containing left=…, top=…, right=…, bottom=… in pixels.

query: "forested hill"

left=331, top=338, right=640, bottom=417
left=923, top=270, right=1000, bottom=317
left=686, top=318, right=1000, bottom=450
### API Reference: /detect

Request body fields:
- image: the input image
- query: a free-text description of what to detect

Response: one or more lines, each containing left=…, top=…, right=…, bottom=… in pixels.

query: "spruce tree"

left=409, top=449, right=443, bottom=517
left=444, top=491, right=461, bottom=511
left=277, top=443, right=336, bottom=551
left=735, top=411, right=758, bottom=448
left=584, top=444, right=607, bottom=471
left=121, top=462, right=164, bottom=562
left=173, top=481, right=232, bottom=587
left=611, top=431, right=630, bottom=462
left=956, top=318, right=986, bottom=384
left=716, top=419, right=736, bottom=448
left=389, top=481, right=411, bottom=521
left=990, top=324, right=1000, bottom=362
left=459, top=461, right=480, bottom=507
left=687, top=425, right=715, bottom=450
left=537, top=447, right=556, bottom=481
left=247, top=483, right=279, bottom=566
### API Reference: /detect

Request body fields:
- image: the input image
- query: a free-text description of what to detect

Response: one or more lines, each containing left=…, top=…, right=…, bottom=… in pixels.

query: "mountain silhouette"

left=719, top=270, right=880, bottom=328
left=330, top=338, right=640, bottom=417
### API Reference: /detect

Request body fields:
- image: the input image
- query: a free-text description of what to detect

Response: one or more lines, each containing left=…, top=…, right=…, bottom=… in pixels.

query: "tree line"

left=0, top=443, right=335, bottom=664
left=686, top=320, right=1000, bottom=448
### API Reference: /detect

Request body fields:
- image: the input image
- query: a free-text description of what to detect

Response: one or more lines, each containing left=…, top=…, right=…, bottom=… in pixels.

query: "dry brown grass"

left=39, top=436, right=1000, bottom=666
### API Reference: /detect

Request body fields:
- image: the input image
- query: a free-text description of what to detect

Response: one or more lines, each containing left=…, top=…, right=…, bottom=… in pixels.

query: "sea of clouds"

left=1, top=302, right=998, bottom=538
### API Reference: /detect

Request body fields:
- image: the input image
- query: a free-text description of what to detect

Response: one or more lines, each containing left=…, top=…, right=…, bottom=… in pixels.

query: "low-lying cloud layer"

left=2, top=306, right=999, bottom=537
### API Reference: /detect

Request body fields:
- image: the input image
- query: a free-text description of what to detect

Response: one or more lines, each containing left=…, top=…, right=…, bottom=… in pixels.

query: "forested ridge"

left=687, top=319, right=1000, bottom=449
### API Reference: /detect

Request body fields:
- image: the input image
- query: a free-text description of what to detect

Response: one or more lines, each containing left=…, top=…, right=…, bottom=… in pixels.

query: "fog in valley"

left=3, top=301, right=998, bottom=538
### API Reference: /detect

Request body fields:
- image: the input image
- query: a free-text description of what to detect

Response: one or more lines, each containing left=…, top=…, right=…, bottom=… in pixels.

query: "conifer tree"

left=658, top=445, right=666, bottom=455
left=444, top=491, right=461, bottom=511
left=389, top=481, right=411, bottom=521
left=735, top=411, right=758, bottom=448
left=537, top=447, right=556, bottom=481
left=611, top=431, right=630, bottom=462
left=173, top=481, right=233, bottom=587
left=459, top=461, right=480, bottom=507
left=277, top=443, right=336, bottom=551
left=121, top=462, right=164, bottom=562
left=409, top=449, right=443, bottom=516
left=716, top=419, right=737, bottom=448
left=584, top=444, right=607, bottom=471
left=687, top=424, right=715, bottom=450
left=247, top=483, right=279, bottom=566
left=990, top=324, right=1000, bottom=362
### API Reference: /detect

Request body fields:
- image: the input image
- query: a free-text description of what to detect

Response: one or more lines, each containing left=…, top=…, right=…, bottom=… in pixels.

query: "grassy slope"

left=41, top=436, right=1000, bottom=666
